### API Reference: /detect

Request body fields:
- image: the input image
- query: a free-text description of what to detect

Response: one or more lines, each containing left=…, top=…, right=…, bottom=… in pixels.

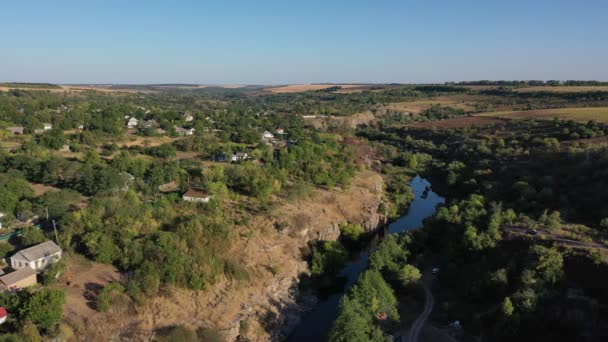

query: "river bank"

left=286, top=176, right=445, bottom=342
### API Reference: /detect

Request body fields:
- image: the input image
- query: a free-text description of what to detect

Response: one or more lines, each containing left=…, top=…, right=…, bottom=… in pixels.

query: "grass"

left=477, top=107, right=608, bottom=123
left=384, top=97, right=474, bottom=114
left=514, top=86, right=608, bottom=93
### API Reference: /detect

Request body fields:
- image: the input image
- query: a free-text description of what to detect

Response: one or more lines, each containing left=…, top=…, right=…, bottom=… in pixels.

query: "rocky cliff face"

left=70, top=170, right=385, bottom=342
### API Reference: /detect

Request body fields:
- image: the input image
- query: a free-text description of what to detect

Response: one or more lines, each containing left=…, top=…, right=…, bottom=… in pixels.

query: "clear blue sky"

left=2, top=0, right=607, bottom=84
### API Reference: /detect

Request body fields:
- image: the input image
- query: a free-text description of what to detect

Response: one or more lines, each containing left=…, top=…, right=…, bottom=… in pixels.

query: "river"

left=286, top=175, right=445, bottom=342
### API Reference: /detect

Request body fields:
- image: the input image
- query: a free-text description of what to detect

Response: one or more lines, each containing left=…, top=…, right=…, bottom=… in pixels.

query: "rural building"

left=155, top=128, right=166, bottom=135
left=181, top=113, right=194, bottom=122
left=262, top=130, right=275, bottom=139
left=10, top=240, right=62, bottom=272
left=143, top=119, right=159, bottom=128
left=0, top=307, right=6, bottom=324
left=182, top=189, right=212, bottom=203
left=0, top=267, right=37, bottom=291
left=5, top=127, right=24, bottom=135
left=275, top=128, right=285, bottom=135
left=59, top=144, right=71, bottom=152
left=127, top=117, right=139, bottom=129
left=34, top=129, right=44, bottom=134
left=175, top=126, right=195, bottom=136
left=231, top=152, right=249, bottom=162
left=43, top=123, right=53, bottom=131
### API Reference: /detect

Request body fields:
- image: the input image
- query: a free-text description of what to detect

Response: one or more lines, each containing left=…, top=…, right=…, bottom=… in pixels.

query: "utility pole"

left=52, top=220, right=60, bottom=248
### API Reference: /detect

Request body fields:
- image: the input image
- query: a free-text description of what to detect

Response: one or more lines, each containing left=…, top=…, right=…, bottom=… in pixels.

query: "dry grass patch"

left=384, top=97, right=475, bottom=114
left=514, top=86, right=608, bottom=93
left=409, top=116, right=506, bottom=129
left=266, top=84, right=363, bottom=93
left=478, top=107, right=608, bottom=123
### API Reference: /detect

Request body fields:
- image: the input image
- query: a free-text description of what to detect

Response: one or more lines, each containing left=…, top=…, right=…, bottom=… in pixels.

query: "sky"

left=1, top=0, right=607, bottom=84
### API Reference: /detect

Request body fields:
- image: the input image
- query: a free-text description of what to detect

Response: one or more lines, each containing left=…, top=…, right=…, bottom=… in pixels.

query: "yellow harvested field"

left=266, top=84, right=363, bottom=93
left=477, top=107, right=608, bottom=123
left=514, top=86, right=608, bottom=93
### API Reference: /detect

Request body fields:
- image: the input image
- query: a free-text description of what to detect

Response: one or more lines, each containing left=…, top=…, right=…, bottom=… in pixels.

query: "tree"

left=20, top=226, right=46, bottom=246
left=502, top=297, right=514, bottom=317
left=399, top=264, right=421, bottom=286
left=19, top=288, right=66, bottom=331
left=532, top=245, right=563, bottom=284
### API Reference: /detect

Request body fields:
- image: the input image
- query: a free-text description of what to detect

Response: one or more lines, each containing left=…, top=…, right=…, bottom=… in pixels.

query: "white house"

left=175, top=126, right=195, bottom=136
left=231, top=152, right=249, bottom=162
left=5, top=127, right=24, bottom=135
left=182, top=189, right=212, bottom=203
left=10, top=240, right=62, bottom=272
left=262, top=130, right=275, bottom=139
left=43, top=123, right=53, bottom=131
left=127, top=117, right=139, bottom=129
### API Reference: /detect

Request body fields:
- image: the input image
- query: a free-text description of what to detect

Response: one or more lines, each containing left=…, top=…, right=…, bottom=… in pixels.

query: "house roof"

left=0, top=267, right=36, bottom=286
left=183, top=189, right=211, bottom=199
left=0, top=307, right=7, bottom=318
left=13, top=241, right=62, bottom=262
left=6, top=127, right=24, bottom=134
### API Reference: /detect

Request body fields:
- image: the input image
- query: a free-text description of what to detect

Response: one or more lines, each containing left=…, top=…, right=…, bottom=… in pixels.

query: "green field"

left=477, top=107, right=608, bottom=123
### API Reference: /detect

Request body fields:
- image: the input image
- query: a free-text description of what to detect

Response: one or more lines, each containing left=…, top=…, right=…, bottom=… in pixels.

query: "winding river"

left=286, top=176, right=445, bottom=342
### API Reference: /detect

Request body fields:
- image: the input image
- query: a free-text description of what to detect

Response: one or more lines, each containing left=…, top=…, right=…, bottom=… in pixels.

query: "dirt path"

left=503, top=226, right=608, bottom=250
left=405, top=272, right=434, bottom=342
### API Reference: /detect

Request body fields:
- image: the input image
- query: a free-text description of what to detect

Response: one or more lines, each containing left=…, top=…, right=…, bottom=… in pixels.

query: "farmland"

left=478, top=107, right=608, bottom=123
left=383, top=97, right=475, bottom=114
left=514, top=86, right=608, bottom=93
left=265, top=84, right=364, bottom=93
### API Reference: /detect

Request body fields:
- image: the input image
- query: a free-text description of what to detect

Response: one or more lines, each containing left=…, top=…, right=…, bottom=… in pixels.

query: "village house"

left=231, top=152, right=249, bottom=162
left=143, top=119, right=159, bottom=128
left=43, top=123, right=53, bottom=131
left=275, top=127, right=285, bottom=135
left=127, top=117, right=139, bottom=129
left=34, top=129, right=44, bottom=134
left=59, top=144, right=71, bottom=152
left=175, top=126, right=195, bottom=136
left=182, top=189, right=212, bottom=203
left=5, top=127, right=24, bottom=135
left=155, top=127, right=166, bottom=135
left=10, top=240, right=62, bottom=272
left=262, top=130, right=275, bottom=139
left=0, top=267, right=37, bottom=292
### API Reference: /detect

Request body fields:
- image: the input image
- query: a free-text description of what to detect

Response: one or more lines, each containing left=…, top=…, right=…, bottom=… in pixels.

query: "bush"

left=339, top=223, right=364, bottom=243
left=310, top=241, right=348, bottom=277
left=96, top=283, right=125, bottom=312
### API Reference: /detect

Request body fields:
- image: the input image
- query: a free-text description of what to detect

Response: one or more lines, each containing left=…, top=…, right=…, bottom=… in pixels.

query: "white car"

left=432, top=268, right=440, bottom=275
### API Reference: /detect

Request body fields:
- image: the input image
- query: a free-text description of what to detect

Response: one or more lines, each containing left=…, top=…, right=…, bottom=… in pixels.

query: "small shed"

left=0, top=267, right=37, bottom=291
left=182, top=189, right=212, bottom=203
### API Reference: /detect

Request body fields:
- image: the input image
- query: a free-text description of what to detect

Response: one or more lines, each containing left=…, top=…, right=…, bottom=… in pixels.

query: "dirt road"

left=503, top=226, right=608, bottom=250
left=405, top=272, right=434, bottom=342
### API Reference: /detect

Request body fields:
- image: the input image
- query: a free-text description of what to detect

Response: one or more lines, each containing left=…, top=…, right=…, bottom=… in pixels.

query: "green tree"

left=399, top=264, right=421, bottom=286
left=502, top=297, right=514, bottom=317
left=20, top=288, right=66, bottom=331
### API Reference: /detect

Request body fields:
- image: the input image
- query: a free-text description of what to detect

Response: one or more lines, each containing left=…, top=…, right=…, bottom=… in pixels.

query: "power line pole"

left=52, top=220, right=60, bottom=248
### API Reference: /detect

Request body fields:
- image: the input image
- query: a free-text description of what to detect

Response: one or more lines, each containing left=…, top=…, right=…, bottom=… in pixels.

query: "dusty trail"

left=405, top=272, right=434, bottom=342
